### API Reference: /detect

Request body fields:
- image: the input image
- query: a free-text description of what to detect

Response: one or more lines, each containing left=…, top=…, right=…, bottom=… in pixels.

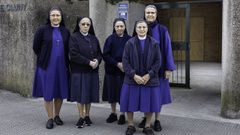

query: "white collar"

left=51, top=23, right=60, bottom=27
left=51, top=25, right=60, bottom=27
left=81, top=32, right=88, bottom=36
left=138, top=35, right=146, bottom=40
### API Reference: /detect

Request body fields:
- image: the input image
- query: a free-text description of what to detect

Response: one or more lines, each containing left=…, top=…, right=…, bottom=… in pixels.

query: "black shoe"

left=46, top=119, right=54, bottom=129
left=54, top=115, right=63, bottom=125
left=106, top=113, right=118, bottom=123
left=118, top=114, right=126, bottom=125
left=126, top=126, right=136, bottom=135
left=84, top=116, right=92, bottom=126
left=143, top=127, right=154, bottom=135
left=76, top=118, right=85, bottom=128
left=138, top=117, right=146, bottom=128
left=153, top=120, right=162, bottom=132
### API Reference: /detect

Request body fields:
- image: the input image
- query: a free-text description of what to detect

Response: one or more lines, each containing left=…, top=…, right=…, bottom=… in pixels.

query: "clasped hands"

left=89, top=59, right=98, bottom=69
left=133, top=74, right=150, bottom=85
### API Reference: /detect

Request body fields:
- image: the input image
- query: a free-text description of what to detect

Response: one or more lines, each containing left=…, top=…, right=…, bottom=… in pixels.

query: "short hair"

left=145, top=4, right=157, bottom=12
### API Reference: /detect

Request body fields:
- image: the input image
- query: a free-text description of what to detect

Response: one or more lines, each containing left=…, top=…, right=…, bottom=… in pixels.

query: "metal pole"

left=185, top=4, right=191, bottom=88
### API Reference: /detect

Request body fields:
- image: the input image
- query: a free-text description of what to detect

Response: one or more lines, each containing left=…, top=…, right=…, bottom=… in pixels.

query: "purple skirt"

left=32, top=67, right=68, bottom=101
left=159, top=77, right=172, bottom=105
left=120, top=83, right=161, bottom=113
left=102, top=74, right=124, bottom=103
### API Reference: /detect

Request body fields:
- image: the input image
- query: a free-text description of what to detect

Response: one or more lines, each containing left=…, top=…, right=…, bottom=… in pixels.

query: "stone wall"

left=0, top=0, right=89, bottom=96
left=0, top=0, right=34, bottom=96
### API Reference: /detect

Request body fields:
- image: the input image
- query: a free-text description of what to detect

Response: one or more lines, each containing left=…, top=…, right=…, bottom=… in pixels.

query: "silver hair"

left=145, top=4, right=157, bottom=10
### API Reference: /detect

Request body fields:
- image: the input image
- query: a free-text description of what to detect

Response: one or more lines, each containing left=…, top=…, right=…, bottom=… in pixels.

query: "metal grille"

left=155, top=3, right=191, bottom=88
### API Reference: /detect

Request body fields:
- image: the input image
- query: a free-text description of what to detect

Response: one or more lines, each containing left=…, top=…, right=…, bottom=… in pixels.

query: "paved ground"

left=0, top=90, right=240, bottom=135
left=0, top=62, right=240, bottom=135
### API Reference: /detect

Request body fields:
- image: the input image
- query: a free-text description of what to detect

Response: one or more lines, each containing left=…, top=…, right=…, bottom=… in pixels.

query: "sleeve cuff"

left=113, top=61, right=118, bottom=67
left=148, top=70, right=154, bottom=78
left=130, top=70, right=136, bottom=78
left=86, top=59, right=91, bottom=65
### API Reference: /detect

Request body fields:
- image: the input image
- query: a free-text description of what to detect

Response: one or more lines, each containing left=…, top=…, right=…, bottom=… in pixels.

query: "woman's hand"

left=117, top=62, right=124, bottom=72
left=93, top=59, right=98, bottom=66
left=89, top=60, right=98, bottom=69
left=142, top=74, right=150, bottom=85
left=165, top=70, right=172, bottom=80
left=92, top=59, right=99, bottom=69
left=133, top=75, right=145, bottom=85
left=89, top=61, right=95, bottom=68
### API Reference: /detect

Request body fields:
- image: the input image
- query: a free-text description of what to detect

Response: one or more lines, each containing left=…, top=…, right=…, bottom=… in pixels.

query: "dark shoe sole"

left=46, top=125, right=54, bottom=129
left=153, top=128, right=162, bottom=132
left=76, top=125, right=84, bottom=128
left=54, top=121, right=63, bottom=125
left=54, top=116, right=63, bottom=125
left=46, top=119, right=54, bottom=129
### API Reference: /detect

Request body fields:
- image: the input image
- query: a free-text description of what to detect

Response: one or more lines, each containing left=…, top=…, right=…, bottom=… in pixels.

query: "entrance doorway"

left=155, top=3, right=191, bottom=88
left=154, top=0, right=222, bottom=88
left=170, top=17, right=204, bottom=61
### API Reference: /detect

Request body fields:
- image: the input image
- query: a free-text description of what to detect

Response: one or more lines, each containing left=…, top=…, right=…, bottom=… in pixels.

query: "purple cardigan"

left=152, top=23, right=176, bottom=77
left=122, top=36, right=161, bottom=86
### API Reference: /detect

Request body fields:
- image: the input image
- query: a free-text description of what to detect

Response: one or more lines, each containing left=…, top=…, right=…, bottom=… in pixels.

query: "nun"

left=69, top=17, right=102, bottom=128
left=102, top=18, right=131, bottom=125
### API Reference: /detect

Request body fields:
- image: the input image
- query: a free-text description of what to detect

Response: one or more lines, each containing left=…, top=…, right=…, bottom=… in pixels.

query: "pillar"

left=221, top=0, right=240, bottom=119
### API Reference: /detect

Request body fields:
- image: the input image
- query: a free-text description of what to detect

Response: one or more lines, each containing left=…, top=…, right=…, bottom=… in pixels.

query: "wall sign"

left=0, top=4, right=27, bottom=12
left=118, top=3, right=128, bottom=20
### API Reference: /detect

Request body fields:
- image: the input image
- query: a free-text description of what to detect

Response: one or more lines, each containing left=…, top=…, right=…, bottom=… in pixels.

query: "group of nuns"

left=32, top=4, right=175, bottom=135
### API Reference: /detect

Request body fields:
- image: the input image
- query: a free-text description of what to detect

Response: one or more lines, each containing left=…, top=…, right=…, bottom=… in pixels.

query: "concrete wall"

left=221, top=0, right=240, bottom=119
left=0, top=0, right=89, bottom=96
left=0, top=0, right=34, bottom=96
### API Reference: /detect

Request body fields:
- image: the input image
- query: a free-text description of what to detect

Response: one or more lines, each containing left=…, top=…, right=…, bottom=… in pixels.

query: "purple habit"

left=151, top=22, right=176, bottom=106
left=32, top=27, right=68, bottom=101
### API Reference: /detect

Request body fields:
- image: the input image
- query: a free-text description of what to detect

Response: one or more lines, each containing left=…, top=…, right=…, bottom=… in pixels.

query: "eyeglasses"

left=81, top=23, right=90, bottom=26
